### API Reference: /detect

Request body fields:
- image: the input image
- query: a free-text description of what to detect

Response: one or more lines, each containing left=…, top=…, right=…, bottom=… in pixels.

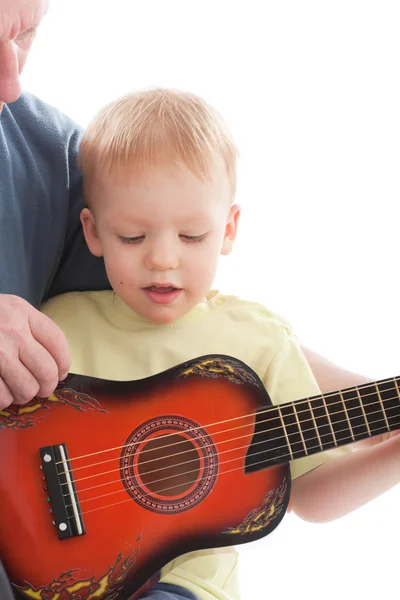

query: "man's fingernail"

left=60, top=373, right=69, bottom=381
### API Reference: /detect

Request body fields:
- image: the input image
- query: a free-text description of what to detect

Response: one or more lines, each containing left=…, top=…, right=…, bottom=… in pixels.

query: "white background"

left=22, top=1, right=400, bottom=598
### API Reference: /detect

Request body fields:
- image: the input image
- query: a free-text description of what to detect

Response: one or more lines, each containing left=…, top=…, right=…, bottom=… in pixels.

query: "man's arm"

left=0, top=97, right=108, bottom=406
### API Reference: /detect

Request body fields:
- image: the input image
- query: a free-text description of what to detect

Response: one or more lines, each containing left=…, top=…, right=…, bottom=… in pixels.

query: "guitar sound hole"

left=137, top=434, right=200, bottom=497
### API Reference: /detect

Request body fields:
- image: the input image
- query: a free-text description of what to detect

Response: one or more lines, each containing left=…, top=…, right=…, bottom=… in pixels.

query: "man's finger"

left=0, top=357, right=40, bottom=405
left=28, top=310, right=71, bottom=380
left=19, top=337, right=62, bottom=399
left=0, top=377, right=13, bottom=410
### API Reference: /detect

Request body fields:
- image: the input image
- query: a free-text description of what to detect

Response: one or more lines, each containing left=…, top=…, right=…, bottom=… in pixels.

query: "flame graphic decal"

left=178, top=357, right=259, bottom=387
left=0, top=386, right=106, bottom=430
left=224, top=479, right=288, bottom=535
left=13, top=541, right=140, bottom=600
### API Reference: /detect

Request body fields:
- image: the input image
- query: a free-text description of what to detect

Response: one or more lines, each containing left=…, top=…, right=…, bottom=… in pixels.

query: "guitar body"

left=0, top=355, right=290, bottom=599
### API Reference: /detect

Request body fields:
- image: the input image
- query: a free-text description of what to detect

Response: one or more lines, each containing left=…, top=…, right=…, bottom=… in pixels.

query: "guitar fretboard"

left=248, top=376, right=400, bottom=469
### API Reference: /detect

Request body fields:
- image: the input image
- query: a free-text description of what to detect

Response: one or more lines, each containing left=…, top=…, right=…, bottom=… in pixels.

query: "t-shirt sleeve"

left=262, top=329, right=350, bottom=480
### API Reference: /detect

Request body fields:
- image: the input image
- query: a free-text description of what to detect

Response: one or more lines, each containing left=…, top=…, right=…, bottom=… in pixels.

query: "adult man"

left=0, top=0, right=110, bottom=410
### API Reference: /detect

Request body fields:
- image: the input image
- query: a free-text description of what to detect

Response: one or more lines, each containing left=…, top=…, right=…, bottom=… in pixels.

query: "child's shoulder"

left=207, top=291, right=294, bottom=337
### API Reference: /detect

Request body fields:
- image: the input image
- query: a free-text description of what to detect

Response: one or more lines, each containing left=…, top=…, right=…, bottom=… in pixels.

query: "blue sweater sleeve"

left=0, top=93, right=109, bottom=307
left=48, top=121, right=110, bottom=299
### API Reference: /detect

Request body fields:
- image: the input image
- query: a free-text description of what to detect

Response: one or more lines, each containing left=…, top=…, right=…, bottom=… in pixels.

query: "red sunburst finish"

left=0, top=355, right=290, bottom=599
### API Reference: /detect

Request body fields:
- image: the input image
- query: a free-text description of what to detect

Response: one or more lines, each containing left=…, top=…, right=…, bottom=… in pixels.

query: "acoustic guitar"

left=1, top=354, right=399, bottom=599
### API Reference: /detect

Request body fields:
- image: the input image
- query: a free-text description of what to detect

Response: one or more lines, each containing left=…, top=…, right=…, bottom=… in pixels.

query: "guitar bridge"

left=40, top=444, right=86, bottom=539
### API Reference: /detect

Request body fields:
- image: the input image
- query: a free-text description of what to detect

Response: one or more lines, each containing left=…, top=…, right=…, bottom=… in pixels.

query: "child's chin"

left=147, top=308, right=181, bottom=325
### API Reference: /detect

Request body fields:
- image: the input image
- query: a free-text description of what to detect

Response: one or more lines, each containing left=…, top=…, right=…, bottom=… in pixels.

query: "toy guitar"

left=1, top=354, right=399, bottom=599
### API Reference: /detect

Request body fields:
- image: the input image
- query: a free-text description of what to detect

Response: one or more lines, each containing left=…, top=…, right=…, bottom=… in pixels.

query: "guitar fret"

left=321, top=393, right=337, bottom=446
left=341, top=388, right=369, bottom=440
left=377, top=378, right=400, bottom=432
left=280, top=404, right=304, bottom=457
left=278, top=406, right=293, bottom=460
left=375, top=383, right=390, bottom=431
left=292, top=404, right=308, bottom=456
left=294, top=401, right=321, bottom=456
left=324, top=392, right=354, bottom=446
left=340, top=391, right=355, bottom=441
left=309, top=396, right=335, bottom=449
left=356, top=387, right=371, bottom=436
left=357, top=383, right=388, bottom=436
left=308, top=400, right=323, bottom=451
left=394, top=378, right=400, bottom=398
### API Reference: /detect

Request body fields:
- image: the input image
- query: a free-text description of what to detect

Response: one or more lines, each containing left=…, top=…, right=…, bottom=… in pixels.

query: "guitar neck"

left=258, top=376, right=400, bottom=467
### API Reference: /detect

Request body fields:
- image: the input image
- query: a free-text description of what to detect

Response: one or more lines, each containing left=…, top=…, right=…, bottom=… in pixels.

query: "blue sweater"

left=0, top=92, right=110, bottom=307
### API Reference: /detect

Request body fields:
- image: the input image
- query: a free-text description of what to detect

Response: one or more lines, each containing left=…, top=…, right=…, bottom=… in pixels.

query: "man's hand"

left=0, top=294, right=70, bottom=408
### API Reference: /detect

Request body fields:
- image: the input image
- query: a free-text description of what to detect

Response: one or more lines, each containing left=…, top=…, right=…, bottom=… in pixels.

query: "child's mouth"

left=143, top=285, right=182, bottom=305
left=146, top=285, right=177, bottom=294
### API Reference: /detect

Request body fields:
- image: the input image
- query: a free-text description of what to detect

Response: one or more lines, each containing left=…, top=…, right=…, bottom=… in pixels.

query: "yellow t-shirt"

left=41, top=290, right=345, bottom=600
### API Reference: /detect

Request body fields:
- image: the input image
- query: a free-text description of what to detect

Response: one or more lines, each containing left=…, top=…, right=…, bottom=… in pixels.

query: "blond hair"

left=78, top=88, right=238, bottom=204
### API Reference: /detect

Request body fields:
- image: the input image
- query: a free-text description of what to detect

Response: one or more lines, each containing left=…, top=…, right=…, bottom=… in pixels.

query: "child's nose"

left=145, top=244, right=179, bottom=271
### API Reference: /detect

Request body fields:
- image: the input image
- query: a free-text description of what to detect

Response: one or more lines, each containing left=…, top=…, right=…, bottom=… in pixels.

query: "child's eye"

left=180, top=234, right=207, bottom=243
left=119, top=235, right=145, bottom=244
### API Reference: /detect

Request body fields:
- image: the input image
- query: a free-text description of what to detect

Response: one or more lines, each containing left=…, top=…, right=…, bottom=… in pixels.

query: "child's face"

left=81, top=163, right=240, bottom=324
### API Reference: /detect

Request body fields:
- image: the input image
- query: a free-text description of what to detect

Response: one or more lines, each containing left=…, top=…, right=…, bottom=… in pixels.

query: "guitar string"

left=63, top=409, right=400, bottom=512
left=68, top=415, right=400, bottom=519
left=58, top=377, right=399, bottom=467
left=67, top=408, right=400, bottom=504
left=64, top=398, right=400, bottom=492
left=57, top=388, right=400, bottom=482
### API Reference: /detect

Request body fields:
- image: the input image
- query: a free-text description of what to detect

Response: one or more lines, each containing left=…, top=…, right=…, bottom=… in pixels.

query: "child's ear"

left=221, top=204, right=241, bottom=256
left=80, top=208, right=103, bottom=257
